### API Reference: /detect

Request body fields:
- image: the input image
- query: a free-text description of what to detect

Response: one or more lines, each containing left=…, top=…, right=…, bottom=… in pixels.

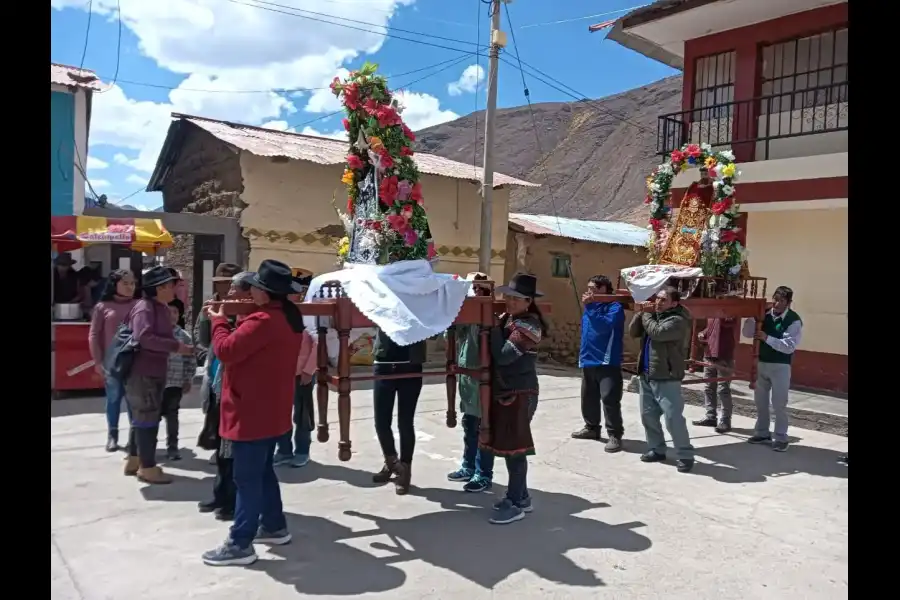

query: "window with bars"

left=760, top=27, right=848, bottom=113
left=550, top=254, right=571, bottom=279
left=692, top=51, right=735, bottom=120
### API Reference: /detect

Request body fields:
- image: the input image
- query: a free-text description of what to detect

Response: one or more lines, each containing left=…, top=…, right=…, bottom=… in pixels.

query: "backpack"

left=104, top=299, right=155, bottom=383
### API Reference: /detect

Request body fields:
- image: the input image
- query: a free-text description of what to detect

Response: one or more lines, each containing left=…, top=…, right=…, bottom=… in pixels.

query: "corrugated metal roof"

left=509, top=213, right=650, bottom=247
left=177, top=114, right=538, bottom=189
left=51, top=63, right=104, bottom=92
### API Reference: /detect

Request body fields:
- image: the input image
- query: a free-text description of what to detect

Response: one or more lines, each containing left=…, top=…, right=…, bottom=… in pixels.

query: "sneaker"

left=493, top=495, right=533, bottom=513
left=215, top=508, right=234, bottom=522
left=463, top=476, right=493, bottom=493
left=714, top=420, right=732, bottom=434
left=639, top=451, right=667, bottom=463
left=676, top=458, right=695, bottom=473
left=747, top=435, right=772, bottom=445
left=273, top=453, right=293, bottom=467
left=604, top=435, right=623, bottom=453
left=489, top=499, right=525, bottom=525
left=202, top=541, right=257, bottom=567
left=692, top=417, right=717, bottom=427
left=197, top=499, right=221, bottom=514
left=255, top=526, right=292, bottom=545
left=291, top=454, right=310, bottom=468
left=837, top=454, right=848, bottom=466
left=105, top=435, right=119, bottom=453
left=571, top=426, right=601, bottom=441
left=447, top=467, right=474, bottom=483
left=166, top=448, right=182, bottom=461
left=771, top=441, right=789, bottom=453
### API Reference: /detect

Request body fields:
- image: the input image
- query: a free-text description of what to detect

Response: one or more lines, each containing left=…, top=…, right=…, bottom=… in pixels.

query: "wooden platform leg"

left=336, top=326, right=352, bottom=461
left=749, top=307, right=765, bottom=391
left=315, top=325, right=330, bottom=443
left=477, top=324, right=491, bottom=445
left=688, top=318, right=700, bottom=373
left=445, top=327, right=457, bottom=428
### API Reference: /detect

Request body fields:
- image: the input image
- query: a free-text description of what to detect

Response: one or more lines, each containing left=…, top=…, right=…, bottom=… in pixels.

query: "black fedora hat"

left=248, top=259, right=304, bottom=295
left=142, top=266, right=178, bottom=289
left=496, top=272, right=543, bottom=299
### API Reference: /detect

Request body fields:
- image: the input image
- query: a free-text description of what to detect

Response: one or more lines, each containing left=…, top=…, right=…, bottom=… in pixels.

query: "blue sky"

left=50, top=0, right=675, bottom=211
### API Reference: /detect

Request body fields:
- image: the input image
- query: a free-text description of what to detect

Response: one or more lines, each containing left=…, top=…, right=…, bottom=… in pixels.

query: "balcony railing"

left=657, top=82, right=848, bottom=161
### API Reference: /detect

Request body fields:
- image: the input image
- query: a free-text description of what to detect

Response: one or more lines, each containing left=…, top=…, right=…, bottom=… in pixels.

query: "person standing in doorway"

left=89, top=269, right=136, bottom=451
left=371, top=328, right=427, bottom=496
left=742, top=286, right=802, bottom=453
left=571, top=275, right=626, bottom=452
left=201, top=260, right=304, bottom=567
left=629, top=287, right=695, bottom=473
left=692, top=315, right=738, bottom=433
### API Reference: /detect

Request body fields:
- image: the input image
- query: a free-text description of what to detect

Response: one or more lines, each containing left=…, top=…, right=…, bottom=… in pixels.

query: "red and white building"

left=600, top=0, right=848, bottom=393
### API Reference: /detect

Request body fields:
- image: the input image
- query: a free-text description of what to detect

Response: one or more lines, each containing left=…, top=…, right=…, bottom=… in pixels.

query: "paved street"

left=51, top=373, right=848, bottom=600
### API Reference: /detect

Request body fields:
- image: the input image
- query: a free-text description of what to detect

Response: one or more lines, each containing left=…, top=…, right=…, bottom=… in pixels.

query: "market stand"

left=51, top=215, right=173, bottom=396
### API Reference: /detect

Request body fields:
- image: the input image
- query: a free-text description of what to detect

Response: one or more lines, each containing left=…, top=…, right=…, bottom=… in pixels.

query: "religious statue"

left=659, top=168, right=715, bottom=267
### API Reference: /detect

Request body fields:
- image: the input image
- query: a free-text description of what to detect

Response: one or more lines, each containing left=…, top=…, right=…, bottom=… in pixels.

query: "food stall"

left=51, top=215, right=173, bottom=397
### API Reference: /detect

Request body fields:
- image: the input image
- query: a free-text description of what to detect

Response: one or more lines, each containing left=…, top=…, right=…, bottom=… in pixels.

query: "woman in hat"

left=201, top=259, right=305, bottom=567
left=481, top=272, right=548, bottom=525
left=122, top=266, right=193, bottom=484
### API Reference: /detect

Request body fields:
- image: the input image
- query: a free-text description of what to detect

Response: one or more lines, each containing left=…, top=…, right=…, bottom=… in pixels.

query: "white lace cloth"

left=621, top=264, right=703, bottom=303
left=302, top=259, right=472, bottom=347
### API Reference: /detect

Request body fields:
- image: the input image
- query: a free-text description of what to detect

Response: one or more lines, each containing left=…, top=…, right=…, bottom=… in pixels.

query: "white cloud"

left=260, top=120, right=293, bottom=132
left=447, top=64, right=484, bottom=96
left=299, top=126, right=348, bottom=141
left=91, top=179, right=111, bottom=188
left=394, top=91, right=459, bottom=130
left=126, top=174, right=148, bottom=186
left=87, top=156, right=108, bottom=170
left=53, top=0, right=457, bottom=181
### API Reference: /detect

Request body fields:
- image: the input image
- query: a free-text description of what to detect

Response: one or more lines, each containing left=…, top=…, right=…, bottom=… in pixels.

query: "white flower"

left=650, top=201, right=660, bottom=213
left=720, top=150, right=735, bottom=161
left=657, top=163, right=674, bottom=175
left=708, top=215, right=721, bottom=229
left=729, top=264, right=742, bottom=275
left=721, top=185, right=734, bottom=196
left=713, top=180, right=722, bottom=189
left=649, top=182, right=661, bottom=193
left=700, top=143, right=712, bottom=153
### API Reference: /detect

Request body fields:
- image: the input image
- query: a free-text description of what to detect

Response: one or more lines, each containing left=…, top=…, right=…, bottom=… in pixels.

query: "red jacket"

left=212, top=304, right=303, bottom=441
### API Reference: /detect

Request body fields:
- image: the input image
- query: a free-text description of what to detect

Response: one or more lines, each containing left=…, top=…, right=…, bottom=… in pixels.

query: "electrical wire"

left=517, top=5, right=648, bottom=30
left=96, top=0, right=122, bottom=93
left=78, top=0, right=93, bottom=70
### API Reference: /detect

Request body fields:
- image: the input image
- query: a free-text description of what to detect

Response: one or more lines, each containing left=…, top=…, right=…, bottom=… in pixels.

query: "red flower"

left=644, top=195, right=652, bottom=205
left=378, top=149, right=394, bottom=169
left=329, top=77, right=341, bottom=92
left=374, top=106, right=401, bottom=128
left=670, top=150, right=685, bottom=164
left=379, top=176, right=400, bottom=206
left=685, top=143, right=701, bottom=158
left=346, top=154, right=364, bottom=170
left=346, top=195, right=353, bottom=213
left=400, top=146, right=414, bottom=157
left=401, top=123, right=416, bottom=142
left=428, top=242, right=437, bottom=260
left=363, top=98, right=380, bottom=114
left=719, top=229, right=740, bottom=243
left=342, top=118, right=350, bottom=131
left=649, top=218, right=664, bottom=230
left=343, top=83, right=360, bottom=110
left=710, top=201, right=727, bottom=215
left=386, top=213, right=408, bottom=232
left=410, top=182, right=423, bottom=205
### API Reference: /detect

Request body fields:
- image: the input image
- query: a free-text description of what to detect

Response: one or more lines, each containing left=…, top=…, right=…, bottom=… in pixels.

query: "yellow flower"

left=341, top=169, right=354, bottom=185
left=338, top=236, right=350, bottom=257
left=721, top=163, right=736, bottom=178
left=369, top=136, right=384, bottom=152
left=680, top=162, right=689, bottom=172
left=704, top=156, right=717, bottom=169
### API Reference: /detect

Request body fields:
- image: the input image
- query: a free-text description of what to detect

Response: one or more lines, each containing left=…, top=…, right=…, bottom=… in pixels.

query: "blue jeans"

left=461, top=414, right=494, bottom=480
left=229, top=437, right=287, bottom=549
left=276, top=379, right=315, bottom=457
left=105, top=375, right=132, bottom=433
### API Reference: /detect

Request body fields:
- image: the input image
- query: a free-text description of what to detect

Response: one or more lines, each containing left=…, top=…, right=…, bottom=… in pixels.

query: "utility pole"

left=477, top=0, right=506, bottom=274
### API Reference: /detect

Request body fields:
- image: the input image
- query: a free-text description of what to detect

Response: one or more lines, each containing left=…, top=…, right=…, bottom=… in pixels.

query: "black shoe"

left=676, top=459, right=695, bottom=473
left=771, top=441, right=789, bottom=453
left=747, top=435, right=772, bottom=444
left=198, top=499, right=221, bottom=513
left=714, top=420, right=732, bottom=434
left=215, top=508, right=234, bottom=521
left=571, top=426, right=601, bottom=441
left=692, top=417, right=717, bottom=427
left=640, top=451, right=666, bottom=463
left=166, top=448, right=182, bottom=461
left=105, top=435, right=119, bottom=453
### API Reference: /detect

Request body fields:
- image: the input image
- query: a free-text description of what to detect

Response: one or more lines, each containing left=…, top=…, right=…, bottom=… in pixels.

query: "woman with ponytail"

left=201, top=260, right=305, bottom=567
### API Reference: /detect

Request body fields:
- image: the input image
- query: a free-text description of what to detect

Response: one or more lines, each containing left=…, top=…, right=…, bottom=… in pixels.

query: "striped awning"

left=51, top=215, right=174, bottom=253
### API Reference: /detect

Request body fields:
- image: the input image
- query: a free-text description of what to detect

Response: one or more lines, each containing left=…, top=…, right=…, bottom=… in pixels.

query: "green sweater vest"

left=759, top=310, right=801, bottom=364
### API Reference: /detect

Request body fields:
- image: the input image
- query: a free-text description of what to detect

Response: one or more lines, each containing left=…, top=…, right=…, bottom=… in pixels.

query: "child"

left=446, top=272, right=495, bottom=493
left=162, top=299, right=196, bottom=461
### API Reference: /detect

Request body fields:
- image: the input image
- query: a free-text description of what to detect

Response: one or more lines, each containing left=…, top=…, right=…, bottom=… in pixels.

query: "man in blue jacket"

left=571, top=275, right=626, bottom=452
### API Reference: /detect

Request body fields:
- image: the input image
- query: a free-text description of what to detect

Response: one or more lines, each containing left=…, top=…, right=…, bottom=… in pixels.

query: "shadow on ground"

left=51, top=392, right=204, bottom=418
left=251, top=464, right=650, bottom=594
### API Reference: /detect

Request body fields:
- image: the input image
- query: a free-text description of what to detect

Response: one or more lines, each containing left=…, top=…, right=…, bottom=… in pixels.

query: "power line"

left=78, top=0, right=93, bottom=70
left=517, top=5, right=647, bottom=30
left=97, top=0, right=122, bottom=93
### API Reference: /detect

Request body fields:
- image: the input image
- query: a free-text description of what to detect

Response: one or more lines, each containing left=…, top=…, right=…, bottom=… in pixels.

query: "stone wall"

left=161, top=128, right=246, bottom=329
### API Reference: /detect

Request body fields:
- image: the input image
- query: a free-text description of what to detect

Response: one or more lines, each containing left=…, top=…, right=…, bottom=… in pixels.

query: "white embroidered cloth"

left=621, top=264, right=703, bottom=303
left=303, top=259, right=472, bottom=347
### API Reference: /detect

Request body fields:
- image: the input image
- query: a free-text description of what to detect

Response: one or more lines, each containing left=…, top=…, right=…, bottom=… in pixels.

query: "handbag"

left=104, top=299, right=154, bottom=383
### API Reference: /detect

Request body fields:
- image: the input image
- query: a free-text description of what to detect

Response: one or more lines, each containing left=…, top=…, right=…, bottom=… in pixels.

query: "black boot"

left=166, top=413, right=181, bottom=461
left=106, top=429, right=119, bottom=452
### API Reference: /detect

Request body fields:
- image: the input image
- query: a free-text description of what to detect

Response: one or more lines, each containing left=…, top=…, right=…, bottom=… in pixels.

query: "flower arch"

left=645, top=142, right=747, bottom=279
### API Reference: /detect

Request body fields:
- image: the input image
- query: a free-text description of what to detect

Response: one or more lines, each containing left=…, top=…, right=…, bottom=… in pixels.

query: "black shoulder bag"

left=104, top=300, right=155, bottom=383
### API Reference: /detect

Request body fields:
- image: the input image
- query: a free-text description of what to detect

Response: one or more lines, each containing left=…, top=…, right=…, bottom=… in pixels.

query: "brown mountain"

left=415, top=75, right=682, bottom=225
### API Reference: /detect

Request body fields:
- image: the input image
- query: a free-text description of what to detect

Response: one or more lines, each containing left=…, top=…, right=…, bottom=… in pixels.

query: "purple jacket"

left=127, top=299, right=180, bottom=378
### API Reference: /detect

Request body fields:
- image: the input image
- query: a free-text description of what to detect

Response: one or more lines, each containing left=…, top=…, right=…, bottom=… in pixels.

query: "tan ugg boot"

left=137, top=465, right=172, bottom=484
left=123, top=456, right=140, bottom=477
left=372, top=456, right=399, bottom=484
left=394, top=462, right=411, bottom=496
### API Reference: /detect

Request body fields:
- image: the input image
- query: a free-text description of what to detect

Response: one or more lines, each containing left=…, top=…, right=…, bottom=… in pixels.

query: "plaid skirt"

left=479, top=390, right=538, bottom=459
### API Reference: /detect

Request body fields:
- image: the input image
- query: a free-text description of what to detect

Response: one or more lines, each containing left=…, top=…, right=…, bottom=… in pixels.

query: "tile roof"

left=509, top=212, right=650, bottom=247
left=173, top=114, right=538, bottom=189
left=50, top=63, right=104, bottom=92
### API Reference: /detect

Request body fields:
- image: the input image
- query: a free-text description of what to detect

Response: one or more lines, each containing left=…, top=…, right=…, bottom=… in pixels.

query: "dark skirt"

left=197, top=391, right=220, bottom=451
left=479, top=390, right=537, bottom=459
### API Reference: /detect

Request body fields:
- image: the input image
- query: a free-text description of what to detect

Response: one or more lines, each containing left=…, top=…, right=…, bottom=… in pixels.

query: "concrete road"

left=51, top=374, right=848, bottom=600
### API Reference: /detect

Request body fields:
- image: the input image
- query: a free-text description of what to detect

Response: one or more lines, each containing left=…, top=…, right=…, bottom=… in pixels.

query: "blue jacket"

left=579, top=301, right=625, bottom=368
